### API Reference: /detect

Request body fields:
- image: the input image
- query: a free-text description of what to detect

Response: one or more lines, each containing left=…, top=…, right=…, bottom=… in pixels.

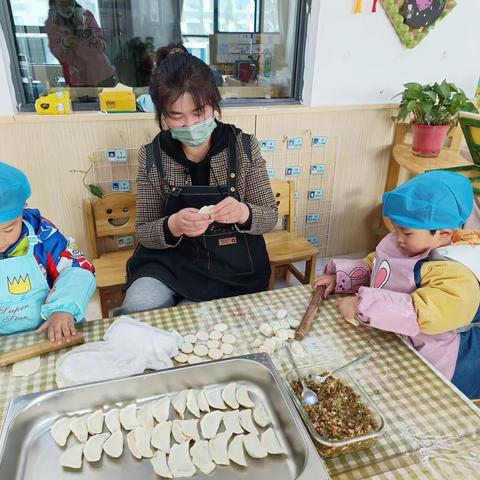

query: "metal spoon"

left=283, top=342, right=318, bottom=406
left=310, top=352, right=372, bottom=384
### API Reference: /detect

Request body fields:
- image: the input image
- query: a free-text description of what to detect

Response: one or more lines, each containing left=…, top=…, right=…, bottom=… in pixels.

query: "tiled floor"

left=85, top=252, right=367, bottom=321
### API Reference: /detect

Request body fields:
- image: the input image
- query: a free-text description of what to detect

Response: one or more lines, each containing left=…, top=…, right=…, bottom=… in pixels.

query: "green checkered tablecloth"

left=1, top=285, right=479, bottom=479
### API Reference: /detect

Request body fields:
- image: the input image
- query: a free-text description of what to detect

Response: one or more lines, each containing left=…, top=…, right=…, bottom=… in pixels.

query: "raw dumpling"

left=222, top=334, right=236, bottom=344
left=253, top=405, right=271, bottom=428
left=103, top=430, right=123, bottom=458
left=276, top=309, right=288, bottom=320
left=168, top=441, right=196, bottom=478
left=60, top=443, right=85, bottom=469
left=193, top=345, right=208, bottom=357
left=137, top=403, right=154, bottom=428
left=200, top=411, right=224, bottom=439
left=135, top=427, right=154, bottom=458
left=172, top=390, right=188, bottom=418
left=151, top=451, right=173, bottom=478
left=199, top=205, right=214, bottom=214
left=126, top=430, right=142, bottom=459
left=70, top=414, right=88, bottom=443
left=186, top=390, right=200, bottom=418
left=105, top=408, right=121, bottom=433
left=196, top=331, right=209, bottom=342
left=190, top=440, right=216, bottom=475
left=261, top=428, right=286, bottom=455
left=208, top=431, right=230, bottom=466
left=172, top=420, right=188, bottom=443
left=51, top=417, right=72, bottom=447
left=243, top=433, right=268, bottom=459
left=208, top=349, right=223, bottom=360
left=151, top=421, right=172, bottom=453
left=222, top=382, right=239, bottom=409
left=183, top=334, right=197, bottom=344
left=238, top=409, right=258, bottom=434
left=175, top=353, right=189, bottom=363
left=214, top=323, right=228, bottom=333
left=180, top=419, right=200, bottom=441
left=197, top=390, right=210, bottom=413
left=120, top=403, right=138, bottom=430
left=205, top=388, right=227, bottom=410
left=153, top=397, right=171, bottom=422
left=223, top=410, right=243, bottom=435
left=86, top=409, right=104, bottom=435
left=84, top=432, right=110, bottom=462
left=259, top=323, right=273, bottom=337
left=236, top=386, right=255, bottom=408
left=221, top=343, right=234, bottom=355
left=228, top=434, right=247, bottom=467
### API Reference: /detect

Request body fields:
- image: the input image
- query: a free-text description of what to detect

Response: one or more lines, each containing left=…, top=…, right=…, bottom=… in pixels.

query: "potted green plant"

left=392, top=80, right=478, bottom=157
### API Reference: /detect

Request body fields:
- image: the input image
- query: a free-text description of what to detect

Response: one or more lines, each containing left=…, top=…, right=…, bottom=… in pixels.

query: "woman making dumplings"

left=116, top=44, right=277, bottom=314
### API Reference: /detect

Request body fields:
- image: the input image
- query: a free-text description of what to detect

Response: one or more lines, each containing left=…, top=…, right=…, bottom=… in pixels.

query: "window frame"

left=0, top=0, right=311, bottom=112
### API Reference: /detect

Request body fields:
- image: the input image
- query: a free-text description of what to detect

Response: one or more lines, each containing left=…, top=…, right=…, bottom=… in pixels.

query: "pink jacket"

left=45, top=10, right=115, bottom=87
left=325, top=233, right=468, bottom=380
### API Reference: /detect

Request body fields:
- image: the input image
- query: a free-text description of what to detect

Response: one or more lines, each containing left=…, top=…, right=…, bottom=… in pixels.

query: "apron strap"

left=23, top=220, right=39, bottom=255
left=227, top=126, right=240, bottom=199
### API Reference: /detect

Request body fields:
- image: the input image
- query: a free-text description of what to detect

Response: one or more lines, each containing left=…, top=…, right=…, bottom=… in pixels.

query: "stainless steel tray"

left=0, top=353, right=330, bottom=480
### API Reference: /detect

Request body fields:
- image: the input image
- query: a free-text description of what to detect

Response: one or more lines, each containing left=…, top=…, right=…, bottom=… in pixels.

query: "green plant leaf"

left=88, top=184, right=104, bottom=198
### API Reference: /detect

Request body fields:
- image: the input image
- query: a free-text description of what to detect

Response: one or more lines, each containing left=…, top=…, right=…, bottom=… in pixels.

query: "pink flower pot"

left=411, top=123, right=450, bottom=157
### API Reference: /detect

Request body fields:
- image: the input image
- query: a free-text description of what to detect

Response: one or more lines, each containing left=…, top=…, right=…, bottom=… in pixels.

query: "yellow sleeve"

left=363, top=252, right=376, bottom=270
left=412, top=261, right=480, bottom=334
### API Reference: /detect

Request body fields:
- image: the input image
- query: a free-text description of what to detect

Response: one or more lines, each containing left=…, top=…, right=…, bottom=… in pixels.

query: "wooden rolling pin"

left=0, top=333, right=84, bottom=368
left=295, top=286, right=326, bottom=341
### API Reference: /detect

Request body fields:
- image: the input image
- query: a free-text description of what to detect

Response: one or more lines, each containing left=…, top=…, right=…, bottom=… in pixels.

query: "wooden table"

left=1, top=285, right=479, bottom=479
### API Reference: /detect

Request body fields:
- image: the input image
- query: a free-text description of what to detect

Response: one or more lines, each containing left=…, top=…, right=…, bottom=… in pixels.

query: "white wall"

left=0, top=27, right=15, bottom=116
left=303, top=0, right=480, bottom=106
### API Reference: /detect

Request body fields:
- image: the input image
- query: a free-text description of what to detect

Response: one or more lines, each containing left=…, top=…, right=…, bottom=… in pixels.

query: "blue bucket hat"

left=0, top=162, right=31, bottom=223
left=383, top=170, right=473, bottom=230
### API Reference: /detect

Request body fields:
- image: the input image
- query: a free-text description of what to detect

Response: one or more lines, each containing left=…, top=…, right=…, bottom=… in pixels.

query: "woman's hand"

left=63, top=35, right=79, bottom=48
left=168, top=208, right=213, bottom=237
left=312, top=274, right=336, bottom=297
left=336, top=296, right=359, bottom=323
left=211, top=197, right=250, bottom=225
left=36, top=312, right=76, bottom=345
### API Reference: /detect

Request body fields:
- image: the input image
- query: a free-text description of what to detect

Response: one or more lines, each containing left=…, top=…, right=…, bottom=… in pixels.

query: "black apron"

left=125, top=127, right=271, bottom=302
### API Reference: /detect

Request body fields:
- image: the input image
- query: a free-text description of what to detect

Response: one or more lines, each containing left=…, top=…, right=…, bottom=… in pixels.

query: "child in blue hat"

left=0, top=162, right=96, bottom=343
left=314, top=170, right=480, bottom=399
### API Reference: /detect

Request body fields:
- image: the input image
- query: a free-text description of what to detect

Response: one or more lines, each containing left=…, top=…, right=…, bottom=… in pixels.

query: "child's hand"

left=37, top=312, right=76, bottom=345
left=312, top=274, right=336, bottom=297
left=336, top=296, right=359, bottom=322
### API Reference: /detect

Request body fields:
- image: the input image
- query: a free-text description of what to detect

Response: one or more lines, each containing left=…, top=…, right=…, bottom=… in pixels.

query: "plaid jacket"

left=136, top=129, right=278, bottom=249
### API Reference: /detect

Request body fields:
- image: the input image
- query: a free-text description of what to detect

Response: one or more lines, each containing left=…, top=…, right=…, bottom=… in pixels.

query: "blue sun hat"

left=383, top=170, right=473, bottom=230
left=0, top=162, right=31, bottom=223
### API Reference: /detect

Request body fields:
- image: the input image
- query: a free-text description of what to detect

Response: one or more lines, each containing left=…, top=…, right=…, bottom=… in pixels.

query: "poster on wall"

left=380, top=0, right=457, bottom=48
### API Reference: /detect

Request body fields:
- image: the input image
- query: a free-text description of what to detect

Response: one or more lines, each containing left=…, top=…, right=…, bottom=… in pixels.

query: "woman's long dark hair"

left=150, top=43, right=221, bottom=129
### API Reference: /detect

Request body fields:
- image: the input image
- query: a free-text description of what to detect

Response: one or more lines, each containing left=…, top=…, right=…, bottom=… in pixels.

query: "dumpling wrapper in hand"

left=120, top=403, right=138, bottom=430
left=228, top=434, right=247, bottom=467
left=208, top=431, right=230, bottom=466
left=103, top=430, right=123, bottom=458
left=86, top=409, right=104, bottom=435
left=70, top=414, right=88, bottom=443
left=222, top=382, right=239, bottom=409
left=168, top=441, right=196, bottom=478
left=151, top=451, right=173, bottom=478
left=51, top=417, right=71, bottom=447
left=105, top=408, right=121, bottom=433
left=239, top=409, right=258, bottom=434
left=243, top=433, right=268, bottom=459
left=152, top=397, right=170, bottom=422
left=186, top=389, right=200, bottom=418
left=236, top=386, right=255, bottom=408
left=151, top=421, right=172, bottom=453
left=190, top=440, right=216, bottom=475
left=261, top=427, right=286, bottom=455
left=84, top=433, right=110, bottom=462
left=200, top=411, right=224, bottom=439
left=60, top=443, right=85, bottom=469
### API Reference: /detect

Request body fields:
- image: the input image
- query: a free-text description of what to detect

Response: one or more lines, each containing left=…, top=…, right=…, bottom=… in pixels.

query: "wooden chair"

left=83, top=193, right=137, bottom=317
left=264, top=179, right=319, bottom=290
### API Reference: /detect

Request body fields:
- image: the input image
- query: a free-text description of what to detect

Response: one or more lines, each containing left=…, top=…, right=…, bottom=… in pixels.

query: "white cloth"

left=56, top=316, right=183, bottom=387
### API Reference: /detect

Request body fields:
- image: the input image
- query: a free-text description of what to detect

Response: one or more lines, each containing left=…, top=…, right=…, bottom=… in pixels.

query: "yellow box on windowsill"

left=35, top=91, right=72, bottom=115
left=99, top=83, right=136, bottom=113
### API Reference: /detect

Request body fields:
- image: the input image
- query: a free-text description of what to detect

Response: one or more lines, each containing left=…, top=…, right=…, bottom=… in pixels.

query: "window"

left=0, top=0, right=309, bottom=110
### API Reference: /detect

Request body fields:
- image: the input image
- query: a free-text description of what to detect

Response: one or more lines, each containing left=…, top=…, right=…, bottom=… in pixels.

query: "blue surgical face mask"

left=169, top=116, right=217, bottom=147
left=58, top=10, right=74, bottom=19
